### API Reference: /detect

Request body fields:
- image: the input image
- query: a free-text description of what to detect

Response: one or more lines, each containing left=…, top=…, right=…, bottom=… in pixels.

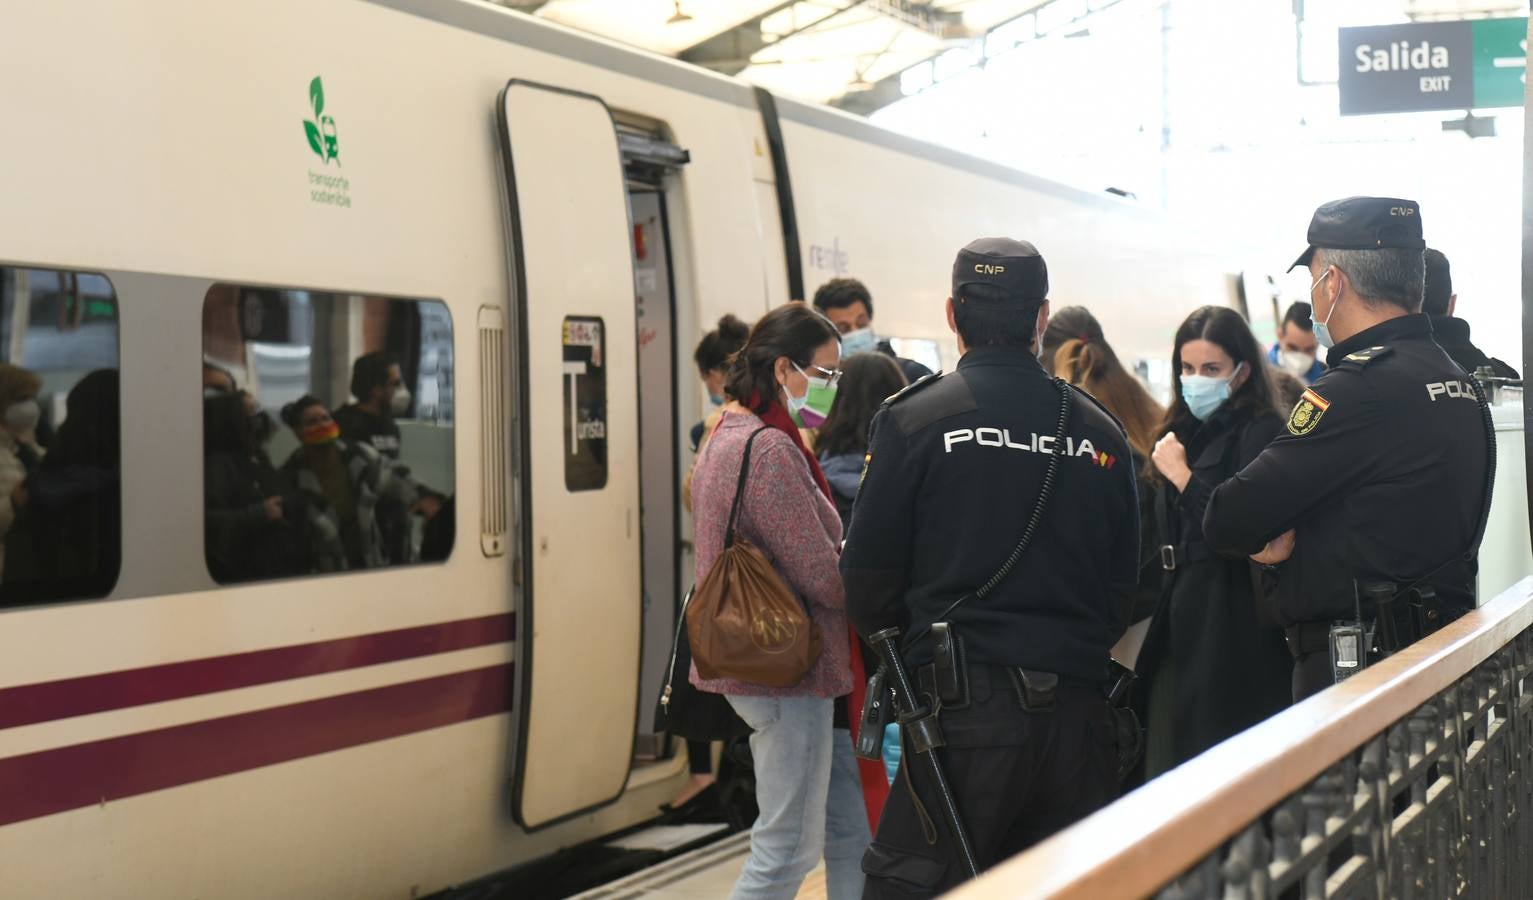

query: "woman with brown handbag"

left=689, top=303, right=866, bottom=900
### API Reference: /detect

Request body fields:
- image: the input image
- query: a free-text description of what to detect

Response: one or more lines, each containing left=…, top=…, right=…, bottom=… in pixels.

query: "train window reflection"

left=201, top=285, right=454, bottom=584
left=0, top=265, right=121, bottom=606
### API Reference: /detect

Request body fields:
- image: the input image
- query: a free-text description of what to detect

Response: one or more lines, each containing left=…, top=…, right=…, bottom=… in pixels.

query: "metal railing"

left=949, top=578, right=1533, bottom=899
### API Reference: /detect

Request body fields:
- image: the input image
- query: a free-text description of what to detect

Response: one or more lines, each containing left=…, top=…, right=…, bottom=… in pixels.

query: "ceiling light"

left=667, top=1, right=692, bottom=25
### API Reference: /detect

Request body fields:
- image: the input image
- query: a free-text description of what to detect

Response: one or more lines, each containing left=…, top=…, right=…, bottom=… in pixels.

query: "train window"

left=0, top=265, right=121, bottom=607
left=201, top=285, right=455, bottom=584
left=562, top=316, right=608, bottom=491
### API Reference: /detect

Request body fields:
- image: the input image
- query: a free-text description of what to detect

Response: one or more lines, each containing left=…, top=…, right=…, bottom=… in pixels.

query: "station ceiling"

left=493, top=0, right=1526, bottom=114
left=498, top=0, right=1053, bottom=111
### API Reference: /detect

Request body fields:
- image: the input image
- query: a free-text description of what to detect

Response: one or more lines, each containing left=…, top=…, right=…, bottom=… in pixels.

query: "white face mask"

left=4, top=399, right=40, bottom=433
left=1277, top=349, right=1316, bottom=379
left=1310, top=270, right=1340, bottom=349
left=390, top=385, right=411, bottom=416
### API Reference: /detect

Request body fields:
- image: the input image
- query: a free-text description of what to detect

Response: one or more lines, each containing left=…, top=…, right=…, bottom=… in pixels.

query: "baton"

left=869, top=626, right=981, bottom=880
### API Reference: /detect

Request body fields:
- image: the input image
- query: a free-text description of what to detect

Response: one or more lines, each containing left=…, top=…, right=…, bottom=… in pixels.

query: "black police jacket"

left=1430, top=315, right=1520, bottom=380
left=1203, top=314, right=1491, bottom=625
left=841, top=346, right=1139, bottom=681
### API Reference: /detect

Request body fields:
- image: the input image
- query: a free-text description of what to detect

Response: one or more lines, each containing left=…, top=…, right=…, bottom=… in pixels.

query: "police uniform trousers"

left=861, top=663, right=1119, bottom=898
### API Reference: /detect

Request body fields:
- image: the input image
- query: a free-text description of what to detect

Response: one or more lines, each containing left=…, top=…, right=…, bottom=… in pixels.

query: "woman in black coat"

left=1137, top=306, right=1293, bottom=777
left=204, top=392, right=309, bottom=582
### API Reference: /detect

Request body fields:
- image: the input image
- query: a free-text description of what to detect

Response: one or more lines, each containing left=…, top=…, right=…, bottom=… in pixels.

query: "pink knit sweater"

left=689, top=411, right=852, bottom=699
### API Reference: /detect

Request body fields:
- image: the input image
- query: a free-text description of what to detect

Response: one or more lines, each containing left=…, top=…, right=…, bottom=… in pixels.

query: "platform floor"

left=571, top=832, right=828, bottom=900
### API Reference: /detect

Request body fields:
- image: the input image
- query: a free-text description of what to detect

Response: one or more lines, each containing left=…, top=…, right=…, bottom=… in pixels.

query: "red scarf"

left=750, top=395, right=890, bottom=830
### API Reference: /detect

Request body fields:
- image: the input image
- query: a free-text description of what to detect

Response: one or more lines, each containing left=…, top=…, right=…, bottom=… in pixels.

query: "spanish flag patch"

left=1287, top=388, right=1330, bottom=436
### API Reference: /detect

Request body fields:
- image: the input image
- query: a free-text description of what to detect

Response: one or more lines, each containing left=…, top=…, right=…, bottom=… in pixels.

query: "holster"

left=854, top=665, right=891, bottom=761
left=1103, top=657, right=1142, bottom=780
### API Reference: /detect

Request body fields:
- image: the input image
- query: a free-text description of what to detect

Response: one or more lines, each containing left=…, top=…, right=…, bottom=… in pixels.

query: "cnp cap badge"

left=1287, top=388, right=1330, bottom=436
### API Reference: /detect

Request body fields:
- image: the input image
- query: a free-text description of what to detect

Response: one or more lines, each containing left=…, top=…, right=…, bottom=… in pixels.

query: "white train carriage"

left=0, top=1, right=1267, bottom=896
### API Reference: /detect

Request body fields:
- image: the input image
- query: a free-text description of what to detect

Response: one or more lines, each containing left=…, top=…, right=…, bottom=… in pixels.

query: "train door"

left=497, top=81, right=642, bottom=830
left=620, top=128, right=690, bottom=756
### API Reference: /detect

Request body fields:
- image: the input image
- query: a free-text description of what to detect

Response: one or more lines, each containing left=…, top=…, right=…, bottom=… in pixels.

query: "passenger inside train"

left=0, top=266, right=121, bottom=607
left=200, top=285, right=457, bottom=581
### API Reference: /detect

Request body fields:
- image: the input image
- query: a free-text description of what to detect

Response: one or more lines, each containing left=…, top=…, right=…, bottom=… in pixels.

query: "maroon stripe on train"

left=0, top=613, right=514, bottom=731
left=0, top=663, right=512, bottom=828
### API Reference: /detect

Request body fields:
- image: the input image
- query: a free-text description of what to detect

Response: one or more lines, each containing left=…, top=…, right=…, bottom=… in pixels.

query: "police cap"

left=1288, top=196, right=1425, bottom=272
left=952, top=237, right=1048, bottom=304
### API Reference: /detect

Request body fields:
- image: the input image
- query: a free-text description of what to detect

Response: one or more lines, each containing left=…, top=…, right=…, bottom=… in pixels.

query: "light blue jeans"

left=726, top=695, right=869, bottom=900
left=825, top=726, right=872, bottom=900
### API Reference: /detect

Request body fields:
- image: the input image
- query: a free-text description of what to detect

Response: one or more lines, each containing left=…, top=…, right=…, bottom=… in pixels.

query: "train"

left=0, top=1, right=1419, bottom=896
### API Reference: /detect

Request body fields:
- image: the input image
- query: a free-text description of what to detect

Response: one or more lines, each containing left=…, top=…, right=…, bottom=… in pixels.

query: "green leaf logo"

left=302, top=76, right=339, bottom=166
left=303, top=120, right=323, bottom=157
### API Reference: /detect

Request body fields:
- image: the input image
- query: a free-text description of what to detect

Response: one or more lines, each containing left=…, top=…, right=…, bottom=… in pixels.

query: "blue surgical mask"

left=707, top=392, right=724, bottom=407
left=840, top=327, right=878, bottom=356
left=1181, top=362, right=1244, bottom=421
left=1310, top=270, right=1339, bottom=349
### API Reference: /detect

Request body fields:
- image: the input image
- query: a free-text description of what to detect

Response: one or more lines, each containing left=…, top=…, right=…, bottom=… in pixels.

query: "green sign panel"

left=1473, top=17, right=1528, bottom=109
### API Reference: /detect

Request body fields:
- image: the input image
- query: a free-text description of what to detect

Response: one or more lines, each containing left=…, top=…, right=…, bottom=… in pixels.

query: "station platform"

left=571, top=831, right=828, bottom=900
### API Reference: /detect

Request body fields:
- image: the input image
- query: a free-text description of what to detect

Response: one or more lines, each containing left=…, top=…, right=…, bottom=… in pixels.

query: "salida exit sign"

left=1339, top=17, right=1527, bottom=115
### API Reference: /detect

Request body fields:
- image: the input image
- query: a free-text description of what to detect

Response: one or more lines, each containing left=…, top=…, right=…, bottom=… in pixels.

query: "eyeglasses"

left=801, top=364, right=843, bottom=387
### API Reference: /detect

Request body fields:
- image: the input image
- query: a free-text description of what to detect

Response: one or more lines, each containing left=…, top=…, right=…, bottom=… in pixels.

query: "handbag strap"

left=724, top=426, right=773, bottom=548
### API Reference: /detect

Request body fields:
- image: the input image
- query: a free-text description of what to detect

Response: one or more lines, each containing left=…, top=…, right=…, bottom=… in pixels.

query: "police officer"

left=842, top=238, right=1139, bottom=897
left=1203, top=197, right=1492, bottom=701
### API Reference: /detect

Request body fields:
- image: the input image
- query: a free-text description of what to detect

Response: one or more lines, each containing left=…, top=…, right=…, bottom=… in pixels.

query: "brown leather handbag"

left=688, top=427, right=822, bottom=688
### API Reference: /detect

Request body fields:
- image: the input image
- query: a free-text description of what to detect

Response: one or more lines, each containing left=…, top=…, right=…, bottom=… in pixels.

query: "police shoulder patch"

left=1335, top=345, right=1393, bottom=369
left=882, top=370, right=943, bottom=408
left=1286, top=387, right=1331, bottom=436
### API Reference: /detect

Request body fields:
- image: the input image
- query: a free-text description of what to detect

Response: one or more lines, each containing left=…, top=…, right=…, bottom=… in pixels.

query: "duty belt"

left=916, top=661, right=1082, bottom=713
left=1160, top=542, right=1211, bottom=571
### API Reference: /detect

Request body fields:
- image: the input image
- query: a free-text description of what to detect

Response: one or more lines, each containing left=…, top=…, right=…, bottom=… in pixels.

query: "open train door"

left=497, top=81, right=642, bottom=830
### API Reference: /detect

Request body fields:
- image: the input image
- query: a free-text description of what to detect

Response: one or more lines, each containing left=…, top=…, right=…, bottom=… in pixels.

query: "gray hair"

left=1313, top=247, right=1424, bottom=312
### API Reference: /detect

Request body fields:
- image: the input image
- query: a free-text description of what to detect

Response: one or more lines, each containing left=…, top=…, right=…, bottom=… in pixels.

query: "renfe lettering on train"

left=1354, top=40, right=1450, bottom=72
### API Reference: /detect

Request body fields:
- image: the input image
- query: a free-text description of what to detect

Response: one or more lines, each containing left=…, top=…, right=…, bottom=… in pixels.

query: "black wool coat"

left=1136, top=402, right=1293, bottom=772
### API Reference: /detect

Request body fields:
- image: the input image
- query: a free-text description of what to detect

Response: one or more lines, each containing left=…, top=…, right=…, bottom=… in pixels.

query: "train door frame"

left=496, top=79, right=645, bottom=832
left=620, top=127, right=691, bottom=758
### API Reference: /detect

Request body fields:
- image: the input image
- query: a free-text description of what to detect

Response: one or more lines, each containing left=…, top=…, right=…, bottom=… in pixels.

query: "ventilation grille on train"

left=478, top=306, right=508, bottom=557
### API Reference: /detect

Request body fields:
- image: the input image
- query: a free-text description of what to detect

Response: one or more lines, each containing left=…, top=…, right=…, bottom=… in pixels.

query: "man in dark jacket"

left=843, top=238, right=1137, bottom=896
left=1204, top=199, right=1493, bottom=701
left=1424, top=248, right=1518, bottom=379
left=812, top=278, right=934, bottom=383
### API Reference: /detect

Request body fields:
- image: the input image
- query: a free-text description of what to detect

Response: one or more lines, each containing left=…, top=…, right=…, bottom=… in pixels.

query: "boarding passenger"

left=689, top=303, right=867, bottom=900
left=1135, top=307, right=1291, bottom=776
left=4, top=370, right=120, bottom=599
left=671, top=315, right=755, bottom=815
left=1424, top=248, right=1519, bottom=379
left=690, top=314, right=751, bottom=453
left=1204, top=197, right=1493, bottom=701
left=683, top=315, right=752, bottom=513
left=204, top=392, right=308, bottom=582
left=1042, top=307, right=1165, bottom=644
left=1268, top=302, right=1325, bottom=384
left=0, top=365, right=45, bottom=578
left=816, top=353, right=907, bottom=533
left=812, top=278, right=933, bottom=383
left=280, top=395, right=414, bottom=572
left=843, top=239, right=1136, bottom=896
